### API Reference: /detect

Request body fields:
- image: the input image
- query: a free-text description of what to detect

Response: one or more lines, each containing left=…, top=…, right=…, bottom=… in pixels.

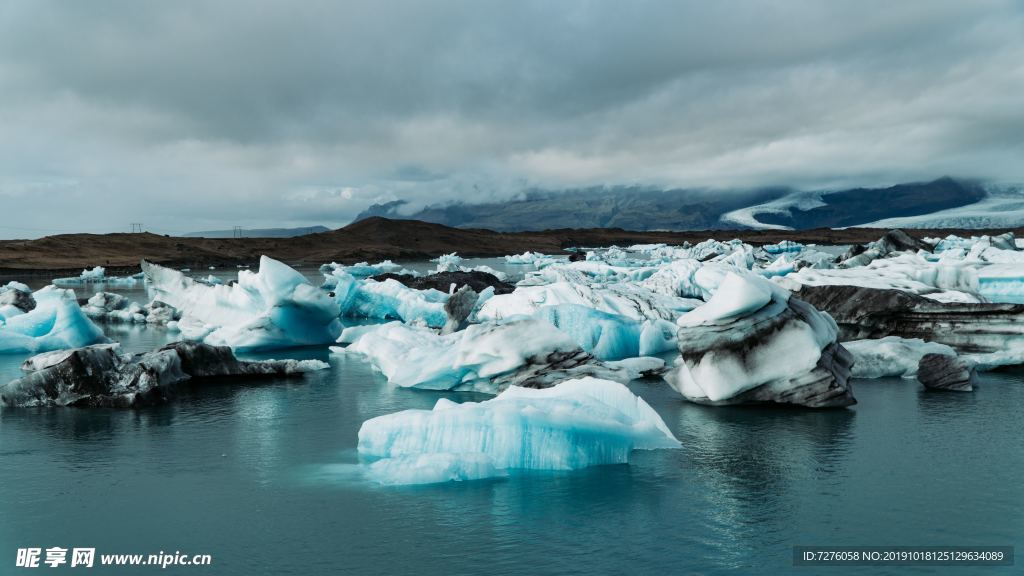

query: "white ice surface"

left=358, top=377, right=680, bottom=484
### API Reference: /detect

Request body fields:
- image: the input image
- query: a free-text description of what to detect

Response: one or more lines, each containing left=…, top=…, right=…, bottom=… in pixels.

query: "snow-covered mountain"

left=365, top=177, right=1008, bottom=231
left=721, top=177, right=987, bottom=230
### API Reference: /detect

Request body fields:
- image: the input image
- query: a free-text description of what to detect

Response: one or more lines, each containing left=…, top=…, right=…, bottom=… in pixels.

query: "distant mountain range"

left=184, top=226, right=331, bottom=238
left=355, top=177, right=992, bottom=231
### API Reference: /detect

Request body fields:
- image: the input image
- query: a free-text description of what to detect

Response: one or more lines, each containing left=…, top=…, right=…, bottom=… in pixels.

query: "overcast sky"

left=0, top=0, right=1021, bottom=237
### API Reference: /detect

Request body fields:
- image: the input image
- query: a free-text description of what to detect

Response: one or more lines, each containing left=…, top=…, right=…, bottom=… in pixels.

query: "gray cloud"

left=0, top=0, right=1021, bottom=236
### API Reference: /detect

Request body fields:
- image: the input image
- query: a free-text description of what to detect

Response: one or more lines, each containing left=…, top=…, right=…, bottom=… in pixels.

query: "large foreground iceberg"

left=666, top=272, right=855, bottom=407
left=0, top=287, right=108, bottom=354
left=338, top=317, right=628, bottom=393
left=358, top=377, right=680, bottom=484
left=143, top=256, right=342, bottom=350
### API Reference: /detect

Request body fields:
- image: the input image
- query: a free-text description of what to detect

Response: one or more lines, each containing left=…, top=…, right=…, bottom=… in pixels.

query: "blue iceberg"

left=535, top=304, right=677, bottom=360
left=0, top=287, right=109, bottom=354
left=358, top=377, right=680, bottom=484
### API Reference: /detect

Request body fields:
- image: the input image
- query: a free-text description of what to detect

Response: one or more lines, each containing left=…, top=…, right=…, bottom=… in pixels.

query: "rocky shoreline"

left=4, top=217, right=1024, bottom=273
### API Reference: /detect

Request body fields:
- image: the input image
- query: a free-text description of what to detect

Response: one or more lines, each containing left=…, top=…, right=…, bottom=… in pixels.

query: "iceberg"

left=504, top=251, right=558, bottom=267
left=844, top=336, right=956, bottom=378
left=1, top=341, right=328, bottom=408
left=53, top=266, right=140, bottom=287
left=321, top=260, right=404, bottom=288
left=333, top=274, right=453, bottom=328
left=604, top=356, right=668, bottom=380
left=431, top=252, right=463, bottom=273
left=476, top=279, right=698, bottom=324
left=794, top=283, right=1024, bottom=367
left=339, top=317, right=628, bottom=393
left=761, top=240, right=804, bottom=254
left=0, top=287, right=109, bottom=354
left=82, top=292, right=181, bottom=326
left=142, top=256, right=342, bottom=350
left=666, top=272, right=855, bottom=407
left=535, top=304, right=677, bottom=360
left=358, top=377, right=680, bottom=484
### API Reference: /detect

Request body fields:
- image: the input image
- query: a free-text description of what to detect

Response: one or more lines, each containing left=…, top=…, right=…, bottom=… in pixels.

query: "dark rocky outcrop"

left=371, top=271, right=515, bottom=295
left=795, top=284, right=1024, bottom=355
left=0, top=341, right=326, bottom=408
left=917, top=353, right=974, bottom=392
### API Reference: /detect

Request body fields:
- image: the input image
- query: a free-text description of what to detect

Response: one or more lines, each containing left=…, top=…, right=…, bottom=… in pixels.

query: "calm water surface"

left=0, top=262, right=1020, bottom=575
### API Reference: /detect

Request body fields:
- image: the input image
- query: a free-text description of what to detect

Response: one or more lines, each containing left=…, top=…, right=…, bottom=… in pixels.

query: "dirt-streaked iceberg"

left=666, top=272, right=855, bottom=408
left=1, top=341, right=328, bottom=408
left=336, top=317, right=629, bottom=393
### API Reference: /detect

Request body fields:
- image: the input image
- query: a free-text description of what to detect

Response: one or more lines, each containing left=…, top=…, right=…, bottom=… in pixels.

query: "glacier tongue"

left=142, top=256, right=342, bottom=350
left=357, top=377, right=680, bottom=485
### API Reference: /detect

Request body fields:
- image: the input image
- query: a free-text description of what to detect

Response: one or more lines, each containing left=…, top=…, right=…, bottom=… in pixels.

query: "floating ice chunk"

left=586, top=246, right=633, bottom=266
left=358, top=377, right=680, bottom=484
left=0, top=287, right=108, bottom=354
left=200, top=274, right=224, bottom=285
left=505, top=251, right=552, bottom=265
left=431, top=252, right=463, bottom=273
left=762, top=240, right=804, bottom=254
left=334, top=276, right=451, bottom=328
left=1, top=341, right=328, bottom=408
left=53, top=266, right=139, bottom=287
left=143, top=256, right=342, bottom=350
left=844, top=336, right=956, bottom=378
left=82, top=292, right=180, bottom=325
left=759, top=255, right=797, bottom=278
left=535, top=304, right=677, bottom=360
left=341, top=317, right=627, bottom=393
left=626, top=243, right=668, bottom=253
left=604, top=357, right=667, bottom=380
left=320, top=260, right=403, bottom=288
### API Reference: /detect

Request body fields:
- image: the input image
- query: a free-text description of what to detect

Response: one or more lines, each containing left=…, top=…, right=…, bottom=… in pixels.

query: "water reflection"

left=668, top=402, right=856, bottom=567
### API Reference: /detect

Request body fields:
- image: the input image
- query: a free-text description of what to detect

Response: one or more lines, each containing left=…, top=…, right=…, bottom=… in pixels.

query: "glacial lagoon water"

left=1, top=263, right=1021, bottom=575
